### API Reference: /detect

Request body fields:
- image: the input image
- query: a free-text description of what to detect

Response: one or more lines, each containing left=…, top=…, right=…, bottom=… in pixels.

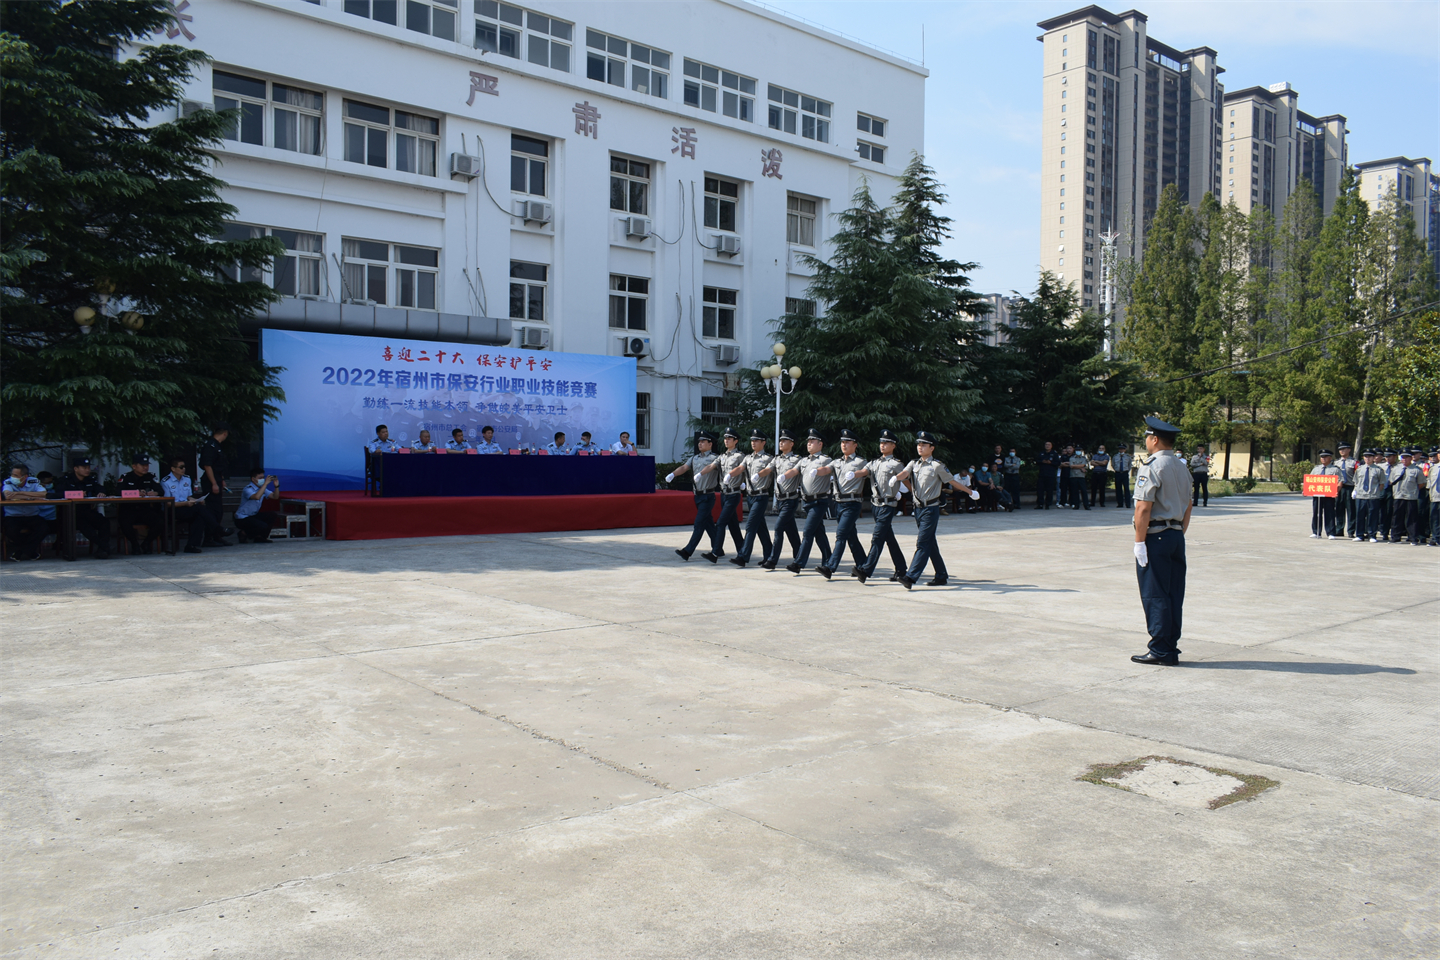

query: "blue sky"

left=758, top=0, right=1440, bottom=297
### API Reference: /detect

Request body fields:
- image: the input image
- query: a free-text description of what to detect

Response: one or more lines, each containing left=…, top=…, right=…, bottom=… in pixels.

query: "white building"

left=158, top=0, right=925, bottom=459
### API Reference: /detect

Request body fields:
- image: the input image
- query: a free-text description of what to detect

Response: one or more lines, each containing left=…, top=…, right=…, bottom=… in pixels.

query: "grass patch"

left=1077, top=755, right=1280, bottom=809
left=1211, top=480, right=1291, bottom=497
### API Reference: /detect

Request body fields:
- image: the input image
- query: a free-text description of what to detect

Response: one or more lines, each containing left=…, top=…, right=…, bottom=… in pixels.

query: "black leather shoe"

left=729, top=557, right=746, bottom=567
left=856, top=570, right=868, bottom=584
left=848, top=566, right=861, bottom=578
left=899, top=575, right=914, bottom=591
left=184, top=546, right=202, bottom=554
left=675, top=549, right=691, bottom=561
left=701, top=551, right=719, bottom=563
left=888, top=573, right=899, bottom=582
left=94, top=549, right=111, bottom=560
left=785, top=562, right=802, bottom=574
left=220, top=527, right=236, bottom=538
left=817, top=566, right=832, bottom=580
left=761, top=560, right=777, bottom=570
left=1130, top=652, right=1180, bottom=666
left=925, top=578, right=947, bottom=587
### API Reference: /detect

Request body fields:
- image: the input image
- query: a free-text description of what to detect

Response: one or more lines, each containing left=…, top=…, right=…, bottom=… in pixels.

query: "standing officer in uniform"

left=1334, top=442, right=1357, bottom=538
left=117, top=454, right=165, bottom=554
left=728, top=430, right=774, bottom=567
left=784, top=429, right=834, bottom=574
left=1130, top=416, right=1192, bottom=665
left=859, top=429, right=909, bottom=583
left=761, top=429, right=803, bottom=570
left=1352, top=449, right=1386, bottom=542
left=712, top=427, right=748, bottom=557
left=1112, top=444, right=1133, bottom=508
left=1001, top=448, right=1023, bottom=507
left=668, top=431, right=721, bottom=561
left=1057, top=443, right=1075, bottom=507
left=890, top=431, right=977, bottom=589
left=1088, top=444, right=1111, bottom=507
left=1411, top=446, right=1431, bottom=537
left=198, top=421, right=231, bottom=541
left=1189, top=444, right=1211, bottom=507
left=1427, top=446, right=1440, bottom=546
left=1377, top=448, right=1399, bottom=541
left=49, top=457, right=112, bottom=559
left=1035, top=441, right=1060, bottom=509
left=1389, top=450, right=1424, bottom=545
left=1309, top=450, right=1340, bottom=538
left=1067, top=446, right=1091, bottom=510
left=815, top=428, right=870, bottom=581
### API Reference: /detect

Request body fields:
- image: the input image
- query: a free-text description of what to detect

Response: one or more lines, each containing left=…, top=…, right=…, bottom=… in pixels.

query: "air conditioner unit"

left=297, top=293, right=323, bottom=301
left=180, top=99, right=212, bottom=118
left=519, top=326, right=551, bottom=349
left=626, top=216, right=651, bottom=239
left=621, top=335, right=650, bottom=358
left=715, top=235, right=741, bottom=256
left=450, top=153, right=482, bottom=178
left=523, top=201, right=553, bottom=225
left=715, top=344, right=741, bottom=365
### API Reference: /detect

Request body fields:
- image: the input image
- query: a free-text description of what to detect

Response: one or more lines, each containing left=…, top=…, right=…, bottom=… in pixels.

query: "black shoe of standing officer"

left=1130, top=652, right=1180, bottom=666
left=701, top=551, right=719, bottom=563
left=728, top=556, right=746, bottom=567
left=785, top=562, right=802, bottom=574
left=675, top=549, right=691, bottom=561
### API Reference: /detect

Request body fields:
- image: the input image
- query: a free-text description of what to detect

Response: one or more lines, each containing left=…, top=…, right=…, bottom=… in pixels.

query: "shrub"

left=1230, top=475, right=1258, bottom=494
left=1275, top=460, right=1312, bottom=492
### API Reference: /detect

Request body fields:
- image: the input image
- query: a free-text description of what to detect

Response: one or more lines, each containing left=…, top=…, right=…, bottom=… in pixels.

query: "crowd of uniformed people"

left=1308, top=444, right=1439, bottom=546
left=365, top=424, right=639, bottom=456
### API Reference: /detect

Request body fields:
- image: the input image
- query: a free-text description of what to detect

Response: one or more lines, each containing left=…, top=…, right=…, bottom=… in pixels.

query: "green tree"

left=1005, top=271, right=1152, bottom=447
left=1, top=0, right=282, bottom=463
left=1370, top=310, right=1440, bottom=447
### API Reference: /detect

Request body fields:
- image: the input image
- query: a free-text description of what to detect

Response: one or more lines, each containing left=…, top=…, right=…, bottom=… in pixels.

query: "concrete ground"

left=2, top=495, right=1436, bottom=959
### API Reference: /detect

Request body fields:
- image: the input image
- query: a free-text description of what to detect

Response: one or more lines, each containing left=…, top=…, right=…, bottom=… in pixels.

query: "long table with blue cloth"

left=376, top=452, right=656, bottom=497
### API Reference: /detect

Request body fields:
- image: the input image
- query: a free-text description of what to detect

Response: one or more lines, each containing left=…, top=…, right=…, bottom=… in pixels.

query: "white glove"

left=1134, top=542, right=1148, bottom=567
left=845, top=471, right=856, bottom=482
left=665, top=473, right=675, bottom=483
left=968, top=489, right=980, bottom=500
left=807, top=469, right=818, bottom=481
left=889, top=477, right=900, bottom=493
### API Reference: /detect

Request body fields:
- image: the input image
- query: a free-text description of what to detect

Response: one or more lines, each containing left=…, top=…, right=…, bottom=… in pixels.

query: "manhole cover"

left=1078, top=755, right=1278, bottom=809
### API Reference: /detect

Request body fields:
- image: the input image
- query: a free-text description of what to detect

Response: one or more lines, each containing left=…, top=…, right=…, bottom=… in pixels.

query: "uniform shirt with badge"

left=198, top=436, right=228, bottom=488
left=798, top=452, right=834, bottom=499
left=1334, top=455, right=1357, bottom=485
left=474, top=440, right=504, bottom=454
left=1112, top=451, right=1133, bottom=475
left=1189, top=453, right=1211, bottom=475
left=2, top=475, right=48, bottom=517
left=161, top=472, right=202, bottom=503
left=740, top=451, right=775, bottom=494
left=544, top=441, right=572, bottom=456
left=904, top=457, right=957, bottom=503
left=1134, top=450, right=1191, bottom=521
left=445, top=439, right=472, bottom=452
left=831, top=453, right=868, bottom=499
left=717, top=447, right=748, bottom=492
left=771, top=451, right=803, bottom=499
left=867, top=454, right=905, bottom=504
left=366, top=437, right=400, bottom=453
left=1352, top=462, right=1388, bottom=499
left=50, top=471, right=104, bottom=500
left=411, top=439, right=440, bottom=453
left=118, top=471, right=164, bottom=497
left=573, top=440, right=600, bottom=454
left=1390, top=463, right=1424, bottom=500
left=234, top=478, right=276, bottom=520
left=1067, top=452, right=1089, bottom=477
left=685, top=450, right=721, bottom=492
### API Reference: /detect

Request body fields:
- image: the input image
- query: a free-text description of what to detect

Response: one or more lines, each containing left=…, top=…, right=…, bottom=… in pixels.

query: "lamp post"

left=760, top=342, right=801, bottom=444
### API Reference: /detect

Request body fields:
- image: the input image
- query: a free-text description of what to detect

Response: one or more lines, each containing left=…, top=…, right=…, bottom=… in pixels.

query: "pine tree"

left=1121, top=184, right=1200, bottom=425
left=1, top=0, right=283, bottom=463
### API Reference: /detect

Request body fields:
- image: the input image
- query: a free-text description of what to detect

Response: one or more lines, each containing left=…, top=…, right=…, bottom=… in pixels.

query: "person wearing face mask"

left=1002, top=448, right=1023, bottom=508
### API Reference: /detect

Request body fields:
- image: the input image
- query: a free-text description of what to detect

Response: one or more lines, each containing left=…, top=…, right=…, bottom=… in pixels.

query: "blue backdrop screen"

left=262, top=329, right=638, bottom=489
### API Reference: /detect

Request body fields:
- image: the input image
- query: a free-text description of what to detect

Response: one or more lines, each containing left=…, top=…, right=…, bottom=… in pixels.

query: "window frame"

left=474, top=1, right=572, bottom=71
left=856, top=112, right=886, bottom=138
left=635, top=392, right=651, bottom=449
left=702, top=286, right=737, bottom=340
left=786, top=193, right=817, bottom=247
left=703, top=176, right=739, bottom=233
left=609, top=155, right=650, bottom=215
left=213, top=70, right=324, bottom=157
left=682, top=59, right=756, bottom=121
left=609, top=275, right=649, bottom=331
left=340, top=238, right=439, bottom=309
left=586, top=29, right=670, bottom=99
left=509, top=260, right=548, bottom=322
left=510, top=134, right=549, bottom=197
left=342, top=98, right=439, bottom=176
left=403, top=0, right=457, bottom=40
left=856, top=140, right=886, bottom=164
left=767, top=84, right=831, bottom=142
left=785, top=297, right=815, bottom=317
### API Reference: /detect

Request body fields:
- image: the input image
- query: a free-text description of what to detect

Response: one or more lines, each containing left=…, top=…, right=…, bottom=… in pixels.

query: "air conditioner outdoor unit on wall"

left=626, top=216, right=651, bottom=238
left=621, top=335, right=650, bottom=358
left=450, top=153, right=482, bottom=178
left=523, top=201, right=553, bottom=224
left=715, top=344, right=741, bottom=365
left=520, top=326, right=551, bottom=349
left=715, top=235, right=741, bottom=256
left=180, top=100, right=212, bottom=118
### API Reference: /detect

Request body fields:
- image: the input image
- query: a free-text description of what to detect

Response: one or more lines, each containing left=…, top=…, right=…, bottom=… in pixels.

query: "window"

left=219, top=225, right=324, bottom=296
left=702, top=287, right=736, bottom=339
left=343, top=0, right=398, bottom=26
left=341, top=239, right=437, bottom=308
left=635, top=392, right=650, bottom=448
left=214, top=71, right=323, bottom=156
left=856, top=113, right=886, bottom=138
left=404, top=0, right=456, bottom=40
left=511, top=134, right=548, bottom=195
left=767, top=84, right=830, bottom=142
left=856, top=140, right=885, bottom=164
left=343, top=99, right=438, bottom=175
left=509, top=261, right=547, bottom=321
left=586, top=30, right=669, bottom=98
left=610, top=156, right=650, bottom=214
left=700, top=394, right=736, bottom=426
left=683, top=60, right=755, bottom=120
left=787, top=194, right=816, bottom=246
left=609, top=275, right=648, bottom=330
left=703, top=177, right=738, bottom=232
left=475, top=2, right=571, bottom=70
left=785, top=297, right=815, bottom=317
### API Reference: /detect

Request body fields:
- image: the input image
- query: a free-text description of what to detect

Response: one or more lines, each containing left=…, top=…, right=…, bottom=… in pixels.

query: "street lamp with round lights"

left=761, top=342, right=801, bottom=442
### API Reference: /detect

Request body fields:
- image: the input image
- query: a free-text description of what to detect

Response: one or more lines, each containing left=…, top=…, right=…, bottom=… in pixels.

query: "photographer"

left=234, top=468, right=283, bottom=544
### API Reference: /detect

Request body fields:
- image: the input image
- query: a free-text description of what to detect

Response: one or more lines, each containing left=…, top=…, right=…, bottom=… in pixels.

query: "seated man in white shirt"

left=234, top=468, right=282, bottom=544
left=611, top=431, right=638, bottom=454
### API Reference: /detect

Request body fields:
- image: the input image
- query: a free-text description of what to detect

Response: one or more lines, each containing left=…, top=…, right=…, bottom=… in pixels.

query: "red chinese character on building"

left=540, top=359, right=553, bottom=371
left=526, top=357, right=536, bottom=370
left=436, top=350, right=447, bottom=363
left=398, top=348, right=413, bottom=362
left=383, top=346, right=393, bottom=361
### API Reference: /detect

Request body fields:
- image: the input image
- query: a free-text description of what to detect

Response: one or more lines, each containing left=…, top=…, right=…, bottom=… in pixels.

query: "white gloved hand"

left=1133, top=542, right=1149, bottom=567
left=807, top=469, right=818, bottom=480
left=889, top=477, right=900, bottom=492
left=845, top=471, right=856, bottom=482
left=665, top=473, right=675, bottom=484
left=969, top=489, right=980, bottom=500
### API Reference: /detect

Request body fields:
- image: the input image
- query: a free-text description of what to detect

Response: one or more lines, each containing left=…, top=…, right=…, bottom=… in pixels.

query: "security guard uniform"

left=788, top=429, right=834, bottom=572
left=1389, top=453, right=1424, bottom=545
left=1377, top=449, right=1399, bottom=539
left=445, top=438, right=473, bottom=452
left=1411, top=446, right=1430, bottom=537
left=730, top=431, right=774, bottom=566
left=1309, top=451, right=1341, bottom=538
left=117, top=455, right=165, bottom=553
left=713, top=428, right=748, bottom=556
left=1067, top=449, right=1090, bottom=510
left=861, top=429, right=909, bottom=582
left=1088, top=448, right=1111, bottom=507
left=816, top=428, right=869, bottom=580
left=1333, top=445, right=1357, bottom=537
left=544, top=438, right=572, bottom=456
left=474, top=438, right=504, bottom=454
left=1352, top=450, right=1387, bottom=541
left=896, top=431, right=973, bottom=588
left=411, top=437, right=440, bottom=453
left=573, top=438, right=601, bottom=454
left=674, top=432, right=721, bottom=560
left=49, top=459, right=111, bottom=559
left=3, top=471, right=51, bottom=561
left=198, top=432, right=229, bottom=531
left=1426, top=447, right=1440, bottom=546
left=1002, top=451, right=1023, bottom=506
left=1189, top=449, right=1211, bottom=507
left=761, top=430, right=804, bottom=569
left=1131, top=417, right=1192, bottom=664
left=1111, top=446, right=1133, bottom=507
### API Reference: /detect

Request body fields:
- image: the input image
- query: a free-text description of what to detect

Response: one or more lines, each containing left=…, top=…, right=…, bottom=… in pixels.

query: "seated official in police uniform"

left=49, top=457, right=112, bottom=559
left=475, top=426, right=504, bottom=454
left=545, top=432, right=572, bottom=456
left=411, top=430, right=439, bottom=453
left=573, top=432, right=600, bottom=454
left=161, top=459, right=226, bottom=553
left=3, top=463, right=52, bottom=561
left=366, top=424, right=400, bottom=454
left=445, top=428, right=472, bottom=452
left=117, top=453, right=165, bottom=554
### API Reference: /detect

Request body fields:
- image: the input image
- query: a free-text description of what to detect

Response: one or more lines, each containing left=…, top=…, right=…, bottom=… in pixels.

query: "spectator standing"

left=1112, top=445, right=1133, bottom=508
left=1088, top=445, right=1111, bottom=507
left=1002, top=448, right=1023, bottom=507
left=1058, top=444, right=1075, bottom=506
left=234, top=469, right=282, bottom=543
left=1067, top=446, right=1090, bottom=510
left=1189, top=445, right=1211, bottom=507
left=49, top=457, right=111, bottom=559
left=1035, top=442, right=1060, bottom=510
left=117, top=454, right=165, bottom=554
left=3, top=464, right=51, bottom=561
left=198, top=421, right=231, bottom=538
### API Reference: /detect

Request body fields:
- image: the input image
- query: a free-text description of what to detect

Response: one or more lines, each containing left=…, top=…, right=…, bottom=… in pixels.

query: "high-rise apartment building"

left=1036, top=6, right=1347, bottom=309
left=1356, top=156, right=1440, bottom=277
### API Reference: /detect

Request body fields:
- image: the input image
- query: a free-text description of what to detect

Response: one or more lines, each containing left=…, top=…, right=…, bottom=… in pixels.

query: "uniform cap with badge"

left=878, top=428, right=898, bottom=443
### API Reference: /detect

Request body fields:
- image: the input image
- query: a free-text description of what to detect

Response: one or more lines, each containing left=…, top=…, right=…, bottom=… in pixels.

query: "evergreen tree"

left=1, top=0, right=282, bottom=463
left=1371, top=310, right=1440, bottom=447
left=1194, top=196, right=1254, bottom=474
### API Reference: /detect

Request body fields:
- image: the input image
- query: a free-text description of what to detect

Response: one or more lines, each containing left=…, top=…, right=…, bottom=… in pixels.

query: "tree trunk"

left=1353, top=331, right=1378, bottom=452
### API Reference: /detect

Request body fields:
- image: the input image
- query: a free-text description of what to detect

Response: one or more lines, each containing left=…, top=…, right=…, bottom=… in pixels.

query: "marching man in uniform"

left=1130, top=416, right=1192, bottom=665
left=668, top=431, right=721, bottom=562
left=858, top=428, right=909, bottom=583
left=889, top=431, right=977, bottom=590
left=728, top=430, right=774, bottom=568
left=712, top=428, right=748, bottom=558
left=784, top=429, right=834, bottom=575
left=760, top=429, right=803, bottom=570
left=814, top=428, right=870, bottom=582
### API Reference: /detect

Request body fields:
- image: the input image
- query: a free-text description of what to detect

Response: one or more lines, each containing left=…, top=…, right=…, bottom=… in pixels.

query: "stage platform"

left=283, top=490, right=721, bottom=541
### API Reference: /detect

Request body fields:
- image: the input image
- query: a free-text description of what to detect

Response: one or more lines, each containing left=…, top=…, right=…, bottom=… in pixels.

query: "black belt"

left=915, top=497, right=943, bottom=507
left=835, top=496, right=862, bottom=503
left=1148, top=519, right=1183, bottom=530
left=721, top=487, right=744, bottom=495
left=872, top=499, right=898, bottom=507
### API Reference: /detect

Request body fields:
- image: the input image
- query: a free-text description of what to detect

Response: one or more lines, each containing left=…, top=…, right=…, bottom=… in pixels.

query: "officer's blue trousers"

left=794, top=498, right=833, bottom=567
left=681, top=491, right=719, bottom=556
left=1355, top=499, right=1379, bottom=539
left=1311, top=496, right=1336, bottom=537
left=1037, top=477, right=1056, bottom=508
left=736, top=494, right=773, bottom=563
left=1114, top=473, right=1131, bottom=508
left=1378, top=495, right=1393, bottom=539
left=904, top=504, right=947, bottom=582
left=1391, top=499, right=1420, bottom=543
left=1430, top=493, right=1440, bottom=543
left=1337, top=485, right=1355, bottom=537
left=715, top=491, right=745, bottom=554
left=1137, top=528, right=1185, bottom=659
left=763, top=498, right=802, bottom=565
left=819, top=500, right=866, bottom=573
left=863, top=503, right=908, bottom=577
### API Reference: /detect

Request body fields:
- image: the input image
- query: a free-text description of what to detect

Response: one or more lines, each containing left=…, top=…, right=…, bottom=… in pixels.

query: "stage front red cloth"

left=282, top=490, right=732, bottom=541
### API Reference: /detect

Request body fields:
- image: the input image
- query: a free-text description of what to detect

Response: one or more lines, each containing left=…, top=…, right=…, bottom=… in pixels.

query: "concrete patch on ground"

left=1078, top=755, right=1279, bottom=809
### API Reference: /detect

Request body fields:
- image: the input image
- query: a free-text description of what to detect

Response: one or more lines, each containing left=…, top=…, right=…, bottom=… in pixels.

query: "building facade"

left=1221, top=83, right=1346, bottom=221
left=1356, top=156, right=1440, bottom=278
left=146, top=0, right=925, bottom=460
